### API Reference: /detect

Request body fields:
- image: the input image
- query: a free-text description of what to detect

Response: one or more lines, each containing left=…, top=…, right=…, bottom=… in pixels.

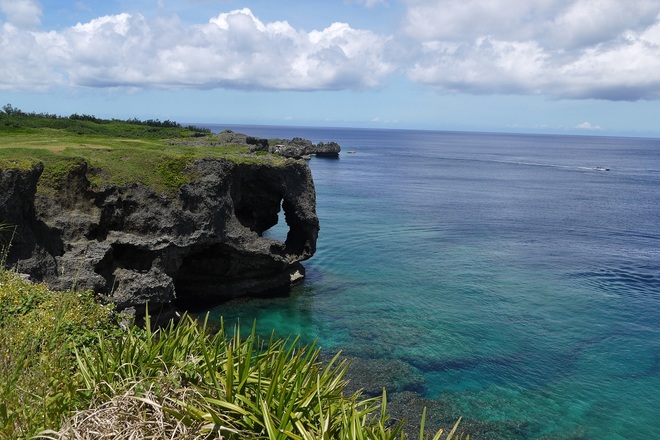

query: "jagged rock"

left=259, top=138, right=341, bottom=158
left=313, top=141, right=341, bottom=157
left=0, top=157, right=319, bottom=318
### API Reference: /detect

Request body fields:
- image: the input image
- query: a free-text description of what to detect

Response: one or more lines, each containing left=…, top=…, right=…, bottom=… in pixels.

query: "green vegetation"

left=0, top=271, right=119, bottom=439
left=0, top=106, right=468, bottom=438
left=0, top=104, right=210, bottom=138
left=0, top=265, right=465, bottom=439
left=0, top=220, right=466, bottom=439
left=157, top=153, right=197, bottom=189
left=0, top=105, right=285, bottom=194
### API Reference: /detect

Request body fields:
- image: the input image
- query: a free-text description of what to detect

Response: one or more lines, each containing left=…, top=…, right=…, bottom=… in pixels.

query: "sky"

left=1, top=0, right=660, bottom=136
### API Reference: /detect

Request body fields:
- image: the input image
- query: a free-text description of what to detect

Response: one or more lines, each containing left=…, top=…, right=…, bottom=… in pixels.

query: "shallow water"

left=201, top=126, right=660, bottom=439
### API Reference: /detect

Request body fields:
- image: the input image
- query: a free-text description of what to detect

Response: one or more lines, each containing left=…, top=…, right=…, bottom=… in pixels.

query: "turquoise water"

left=202, top=126, right=660, bottom=439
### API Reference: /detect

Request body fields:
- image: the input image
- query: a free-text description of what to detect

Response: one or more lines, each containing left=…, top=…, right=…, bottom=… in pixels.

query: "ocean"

left=200, top=126, right=660, bottom=439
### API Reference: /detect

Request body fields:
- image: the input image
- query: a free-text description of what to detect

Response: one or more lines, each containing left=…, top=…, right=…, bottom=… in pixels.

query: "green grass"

left=0, top=115, right=287, bottom=194
left=0, top=129, right=285, bottom=192
left=0, top=271, right=119, bottom=439
left=0, top=105, right=209, bottom=139
left=0, top=131, right=250, bottom=193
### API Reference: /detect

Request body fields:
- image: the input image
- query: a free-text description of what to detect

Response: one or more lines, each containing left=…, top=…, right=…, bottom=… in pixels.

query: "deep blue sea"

left=202, top=125, right=660, bottom=439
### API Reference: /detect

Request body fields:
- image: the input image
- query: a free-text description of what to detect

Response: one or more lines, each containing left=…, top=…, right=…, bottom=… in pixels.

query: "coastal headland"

left=0, top=111, right=339, bottom=320
left=0, top=109, right=470, bottom=439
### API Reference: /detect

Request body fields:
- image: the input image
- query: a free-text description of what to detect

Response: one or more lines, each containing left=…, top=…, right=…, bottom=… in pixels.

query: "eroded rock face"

left=0, top=157, right=319, bottom=317
left=251, top=138, right=341, bottom=158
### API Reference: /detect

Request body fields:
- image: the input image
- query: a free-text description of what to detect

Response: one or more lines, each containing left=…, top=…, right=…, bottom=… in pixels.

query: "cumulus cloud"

left=408, top=38, right=549, bottom=95
left=549, top=0, right=659, bottom=49
left=0, top=0, right=42, bottom=29
left=576, top=121, right=602, bottom=130
left=402, top=0, right=660, bottom=100
left=402, top=0, right=542, bottom=43
left=2, top=1, right=660, bottom=101
left=0, top=7, right=393, bottom=91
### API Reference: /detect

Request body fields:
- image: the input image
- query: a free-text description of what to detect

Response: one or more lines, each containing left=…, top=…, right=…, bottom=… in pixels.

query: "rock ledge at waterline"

left=0, top=156, right=319, bottom=317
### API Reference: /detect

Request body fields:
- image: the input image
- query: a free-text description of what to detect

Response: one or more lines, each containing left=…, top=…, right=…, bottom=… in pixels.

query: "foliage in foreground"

left=0, top=271, right=119, bottom=439
left=0, top=254, right=465, bottom=439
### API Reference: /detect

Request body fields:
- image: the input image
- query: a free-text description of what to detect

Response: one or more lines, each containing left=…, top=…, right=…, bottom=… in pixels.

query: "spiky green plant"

left=0, top=269, right=467, bottom=439
left=70, top=312, right=466, bottom=440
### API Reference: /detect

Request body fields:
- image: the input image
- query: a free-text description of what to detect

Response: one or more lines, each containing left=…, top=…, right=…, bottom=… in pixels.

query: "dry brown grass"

left=37, top=382, right=232, bottom=440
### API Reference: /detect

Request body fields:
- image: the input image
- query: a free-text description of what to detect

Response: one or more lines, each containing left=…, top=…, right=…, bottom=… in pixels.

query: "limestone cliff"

left=0, top=157, right=319, bottom=317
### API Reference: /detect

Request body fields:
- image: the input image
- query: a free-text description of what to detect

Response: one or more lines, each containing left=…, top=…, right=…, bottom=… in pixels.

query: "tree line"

left=1, top=104, right=210, bottom=133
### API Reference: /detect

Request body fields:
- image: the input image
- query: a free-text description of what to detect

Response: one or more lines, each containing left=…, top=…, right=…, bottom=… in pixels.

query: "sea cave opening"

left=262, top=200, right=289, bottom=243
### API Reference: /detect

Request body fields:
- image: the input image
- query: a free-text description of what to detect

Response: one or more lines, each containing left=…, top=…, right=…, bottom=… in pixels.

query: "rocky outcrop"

left=0, top=157, right=319, bottom=318
left=310, top=141, right=342, bottom=157
left=250, top=137, right=341, bottom=158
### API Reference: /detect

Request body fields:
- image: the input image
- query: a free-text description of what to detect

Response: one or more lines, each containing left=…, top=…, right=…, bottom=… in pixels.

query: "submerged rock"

left=0, top=157, right=319, bottom=320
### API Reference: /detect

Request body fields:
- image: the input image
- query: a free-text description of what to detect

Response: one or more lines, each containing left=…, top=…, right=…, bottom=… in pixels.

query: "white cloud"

left=2, top=1, right=660, bottom=101
left=409, top=38, right=549, bottom=95
left=576, top=121, right=602, bottom=130
left=0, top=0, right=42, bottom=29
left=402, top=0, right=542, bottom=42
left=0, top=22, right=65, bottom=91
left=402, top=0, right=660, bottom=100
left=401, top=0, right=658, bottom=48
left=0, top=8, right=393, bottom=92
left=549, top=0, right=659, bottom=49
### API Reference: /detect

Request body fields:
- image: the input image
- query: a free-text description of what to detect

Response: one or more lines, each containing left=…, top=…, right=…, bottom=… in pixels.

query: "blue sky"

left=2, top=0, right=660, bottom=136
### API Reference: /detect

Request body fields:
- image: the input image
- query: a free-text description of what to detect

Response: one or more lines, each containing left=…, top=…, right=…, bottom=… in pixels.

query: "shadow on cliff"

left=0, top=156, right=319, bottom=323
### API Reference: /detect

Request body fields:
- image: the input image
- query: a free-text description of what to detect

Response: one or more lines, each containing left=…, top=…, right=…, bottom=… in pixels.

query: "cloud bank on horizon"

left=1, top=0, right=659, bottom=102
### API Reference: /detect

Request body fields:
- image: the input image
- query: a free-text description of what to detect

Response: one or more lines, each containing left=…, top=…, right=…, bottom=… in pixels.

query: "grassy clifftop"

left=0, top=106, right=284, bottom=193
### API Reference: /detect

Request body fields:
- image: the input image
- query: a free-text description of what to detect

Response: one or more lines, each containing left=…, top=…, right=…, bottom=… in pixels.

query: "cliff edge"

left=0, top=156, right=319, bottom=317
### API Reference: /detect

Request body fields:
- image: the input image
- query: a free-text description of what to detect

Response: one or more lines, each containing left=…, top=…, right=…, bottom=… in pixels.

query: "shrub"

left=0, top=270, right=466, bottom=439
left=156, top=154, right=194, bottom=190
left=0, top=273, right=118, bottom=439
left=66, top=313, right=466, bottom=440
